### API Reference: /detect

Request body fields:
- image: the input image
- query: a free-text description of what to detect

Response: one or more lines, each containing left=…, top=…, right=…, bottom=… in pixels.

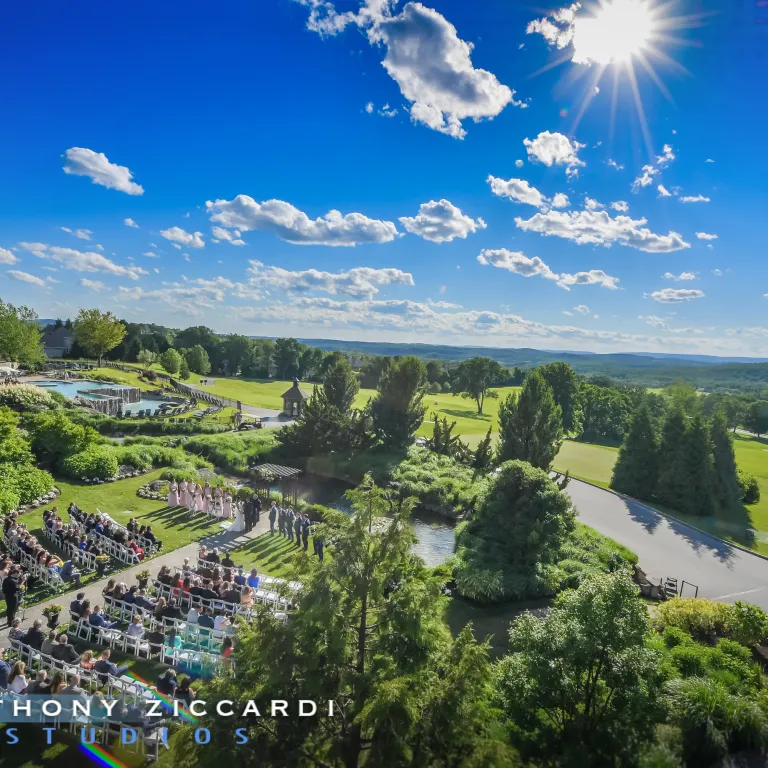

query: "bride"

left=229, top=498, right=246, bottom=532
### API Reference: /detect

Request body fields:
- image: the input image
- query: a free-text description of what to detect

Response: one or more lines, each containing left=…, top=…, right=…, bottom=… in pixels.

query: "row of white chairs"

left=3, top=533, right=67, bottom=592
left=95, top=508, right=158, bottom=556
left=41, top=524, right=98, bottom=571
left=194, top=557, right=302, bottom=591
left=157, top=576, right=292, bottom=614
left=64, top=524, right=141, bottom=566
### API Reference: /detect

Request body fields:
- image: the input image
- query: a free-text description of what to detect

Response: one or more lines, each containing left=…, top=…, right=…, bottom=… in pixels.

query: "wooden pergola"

left=250, top=462, right=303, bottom=506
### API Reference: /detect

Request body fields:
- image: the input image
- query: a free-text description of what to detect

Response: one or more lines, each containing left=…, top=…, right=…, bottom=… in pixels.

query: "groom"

left=244, top=497, right=255, bottom=532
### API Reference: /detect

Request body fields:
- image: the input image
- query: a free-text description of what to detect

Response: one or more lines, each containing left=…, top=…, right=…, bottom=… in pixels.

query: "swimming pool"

left=35, top=380, right=161, bottom=412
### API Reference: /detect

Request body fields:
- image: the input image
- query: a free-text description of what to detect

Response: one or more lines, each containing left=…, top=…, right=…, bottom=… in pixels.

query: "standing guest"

left=7, top=661, right=28, bottom=693
left=286, top=508, right=295, bottom=543
left=168, top=480, right=180, bottom=508
left=178, top=479, right=189, bottom=508
left=302, top=516, right=311, bottom=552
left=2, top=566, right=23, bottom=625
left=204, top=482, right=213, bottom=516
left=278, top=506, right=286, bottom=537
left=315, top=532, right=325, bottom=562
left=268, top=501, right=277, bottom=535
left=194, top=483, right=205, bottom=515
left=293, top=513, right=303, bottom=549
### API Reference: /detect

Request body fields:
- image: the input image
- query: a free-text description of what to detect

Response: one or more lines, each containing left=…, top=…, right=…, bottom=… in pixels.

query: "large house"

left=41, top=325, right=74, bottom=358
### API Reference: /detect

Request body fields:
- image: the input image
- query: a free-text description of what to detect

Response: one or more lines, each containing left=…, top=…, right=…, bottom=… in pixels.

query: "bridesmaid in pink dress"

left=222, top=491, right=232, bottom=519
left=178, top=479, right=189, bottom=508
left=194, top=483, right=204, bottom=514
left=168, top=481, right=179, bottom=507
left=187, top=482, right=198, bottom=513
left=204, top=482, right=213, bottom=515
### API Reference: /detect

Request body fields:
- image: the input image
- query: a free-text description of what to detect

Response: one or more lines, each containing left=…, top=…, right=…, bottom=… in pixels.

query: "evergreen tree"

left=539, top=362, right=583, bottom=434
left=610, top=403, right=659, bottom=500
left=370, top=356, right=427, bottom=449
left=682, top=413, right=716, bottom=516
left=711, top=409, right=742, bottom=509
left=472, top=428, right=494, bottom=471
left=175, top=476, right=510, bottom=767
left=496, top=370, right=563, bottom=470
left=323, top=356, right=360, bottom=413
left=656, top=407, right=691, bottom=512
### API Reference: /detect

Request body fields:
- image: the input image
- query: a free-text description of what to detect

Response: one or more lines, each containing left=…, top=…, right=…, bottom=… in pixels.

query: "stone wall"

left=79, top=386, right=142, bottom=404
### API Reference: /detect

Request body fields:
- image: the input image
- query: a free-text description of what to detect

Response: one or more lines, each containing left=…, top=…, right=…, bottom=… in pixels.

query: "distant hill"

left=36, top=318, right=58, bottom=327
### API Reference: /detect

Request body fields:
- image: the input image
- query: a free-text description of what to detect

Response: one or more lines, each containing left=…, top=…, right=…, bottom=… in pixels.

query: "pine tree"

left=370, top=356, right=427, bottom=449
left=497, top=370, right=563, bottom=470
left=682, top=414, right=716, bottom=516
left=323, top=356, right=360, bottom=413
left=473, top=428, right=494, bottom=471
left=610, top=403, right=659, bottom=501
left=711, top=409, right=742, bottom=509
left=656, top=407, right=692, bottom=512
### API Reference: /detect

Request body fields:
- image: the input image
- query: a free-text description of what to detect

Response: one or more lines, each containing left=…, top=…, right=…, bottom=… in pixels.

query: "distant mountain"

left=36, top=319, right=58, bottom=327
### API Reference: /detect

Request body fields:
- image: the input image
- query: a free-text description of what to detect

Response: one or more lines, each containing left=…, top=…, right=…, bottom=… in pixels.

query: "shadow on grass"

left=143, top=506, right=219, bottom=533
left=440, top=408, right=491, bottom=422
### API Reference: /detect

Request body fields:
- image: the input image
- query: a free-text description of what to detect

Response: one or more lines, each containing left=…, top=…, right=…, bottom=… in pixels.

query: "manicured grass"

left=223, top=531, right=322, bottom=578
left=553, top=440, right=619, bottom=489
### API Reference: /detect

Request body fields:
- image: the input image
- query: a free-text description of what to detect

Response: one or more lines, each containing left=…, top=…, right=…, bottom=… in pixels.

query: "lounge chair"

left=123, top=410, right=131, bottom=418
left=153, top=409, right=161, bottom=417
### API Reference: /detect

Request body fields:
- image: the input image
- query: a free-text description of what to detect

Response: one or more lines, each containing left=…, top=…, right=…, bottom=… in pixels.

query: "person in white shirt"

left=8, top=661, right=28, bottom=693
left=213, top=614, right=230, bottom=632
left=187, top=606, right=199, bottom=624
left=126, top=615, right=145, bottom=639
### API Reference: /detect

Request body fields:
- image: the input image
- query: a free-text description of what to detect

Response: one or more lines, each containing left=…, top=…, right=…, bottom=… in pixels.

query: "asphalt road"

left=565, top=479, right=768, bottom=610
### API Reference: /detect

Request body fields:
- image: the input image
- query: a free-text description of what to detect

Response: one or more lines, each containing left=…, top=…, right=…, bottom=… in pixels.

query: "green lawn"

left=552, top=435, right=768, bottom=556
left=223, top=530, right=322, bottom=578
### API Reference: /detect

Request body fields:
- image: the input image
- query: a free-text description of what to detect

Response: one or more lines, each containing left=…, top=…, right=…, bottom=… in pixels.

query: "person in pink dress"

left=194, top=484, right=204, bottom=515
left=178, top=480, right=189, bottom=507
left=203, top=482, right=213, bottom=515
left=187, top=482, right=198, bottom=513
left=168, top=481, right=179, bottom=507
left=222, top=491, right=233, bottom=520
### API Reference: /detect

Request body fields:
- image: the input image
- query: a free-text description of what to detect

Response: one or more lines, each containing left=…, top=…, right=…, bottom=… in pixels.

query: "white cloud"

left=160, top=227, right=205, bottom=249
left=365, top=101, right=374, bottom=113
left=524, top=131, right=585, bottom=170
left=573, top=304, right=590, bottom=315
left=118, top=276, right=239, bottom=316
left=246, top=260, right=413, bottom=299
left=143, top=251, right=159, bottom=258
left=62, top=147, right=144, bottom=195
left=696, top=232, right=718, bottom=240
left=526, top=4, right=580, bottom=52
left=378, top=103, right=398, bottom=117
left=663, top=272, right=696, bottom=281
left=95, top=244, right=104, bottom=251
left=515, top=159, right=524, bottom=169
left=651, top=288, right=705, bottom=303
left=399, top=199, right=486, bottom=243
left=515, top=209, right=690, bottom=252
left=632, top=165, right=658, bottom=192
left=61, top=227, right=93, bottom=240
left=610, top=201, right=628, bottom=212
left=657, top=185, right=671, bottom=198
left=477, top=248, right=619, bottom=291
left=79, top=278, right=108, bottom=293
left=680, top=194, right=710, bottom=203
left=656, top=144, right=676, bottom=168
left=18, top=242, right=146, bottom=280
left=584, top=197, right=603, bottom=210
left=124, top=218, right=139, bottom=228
left=551, top=193, right=570, bottom=209
left=593, top=86, right=600, bottom=95
left=487, top=176, right=547, bottom=208
left=712, top=268, right=723, bottom=276
left=206, top=195, right=400, bottom=246
left=0, top=248, right=18, bottom=265
left=705, top=158, right=715, bottom=163
left=6, top=270, right=45, bottom=287
left=211, top=226, right=246, bottom=246
left=608, top=159, right=624, bottom=170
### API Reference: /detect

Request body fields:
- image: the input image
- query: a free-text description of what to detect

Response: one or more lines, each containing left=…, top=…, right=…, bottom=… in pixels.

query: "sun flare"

left=572, top=0, right=657, bottom=65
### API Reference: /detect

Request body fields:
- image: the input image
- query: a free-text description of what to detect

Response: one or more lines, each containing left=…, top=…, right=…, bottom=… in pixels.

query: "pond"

left=34, top=380, right=162, bottom=413
left=288, top=473, right=456, bottom=568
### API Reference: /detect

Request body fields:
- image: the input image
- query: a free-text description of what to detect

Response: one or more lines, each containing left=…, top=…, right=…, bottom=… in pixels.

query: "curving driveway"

left=565, top=479, right=768, bottom=610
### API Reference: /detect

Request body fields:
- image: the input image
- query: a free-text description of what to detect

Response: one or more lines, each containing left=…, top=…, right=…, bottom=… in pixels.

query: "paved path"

left=2, top=514, right=273, bottom=643
left=565, top=479, right=768, bottom=609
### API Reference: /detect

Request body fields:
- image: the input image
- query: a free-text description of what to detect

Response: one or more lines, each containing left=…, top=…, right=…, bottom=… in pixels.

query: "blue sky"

left=1, top=0, right=767, bottom=355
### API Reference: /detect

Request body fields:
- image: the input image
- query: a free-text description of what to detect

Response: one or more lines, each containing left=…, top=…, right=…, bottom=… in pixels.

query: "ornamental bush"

left=0, top=384, right=55, bottom=411
left=738, top=469, right=761, bottom=505
left=60, top=445, right=120, bottom=480
left=5, top=464, right=54, bottom=503
left=0, top=485, right=21, bottom=515
left=657, top=597, right=734, bottom=641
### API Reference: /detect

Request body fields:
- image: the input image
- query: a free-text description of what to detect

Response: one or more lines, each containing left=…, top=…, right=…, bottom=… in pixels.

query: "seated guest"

left=26, top=669, right=50, bottom=694
left=48, top=670, right=66, bottom=694
left=94, top=649, right=129, bottom=682
left=0, top=649, right=11, bottom=690
left=60, top=559, right=82, bottom=587
left=123, top=586, right=138, bottom=604
left=135, top=590, right=155, bottom=611
left=222, top=582, right=240, bottom=604
left=51, top=635, right=81, bottom=664
left=127, top=540, right=144, bottom=560
left=126, top=615, right=145, bottom=639
left=41, top=630, right=57, bottom=656
left=197, top=608, right=214, bottom=629
left=187, top=606, right=199, bottom=624
left=62, top=672, right=88, bottom=699
left=199, top=580, right=218, bottom=600
left=221, top=551, right=235, bottom=568
left=22, top=619, right=46, bottom=651
left=157, top=566, right=173, bottom=586
left=233, top=567, right=246, bottom=587
left=182, top=558, right=192, bottom=574
left=8, top=618, right=25, bottom=642
left=162, top=599, right=183, bottom=621
left=247, top=569, right=260, bottom=590
left=240, top=587, right=253, bottom=607
left=7, top=661, right=28, bottom=693
left=70, top=592, right=85, bottom=617
left=222, top=636, right=234, bottom=662
left=213, top=614, right=231, bottom=632
left=156, top=669, right=178, bottom=696
left=80, top=650, right=96, bottom=670
left=144, top=525, right=161, bottom=550
left=147, top=628, right=165, bottom=653
left=126, top=518, right=138, bottom=533
left=103, top=579, right=116, bottom=598
left=153, top=597, right=167, bottom=621
left=79, top=599, right=91, bottom=619
left=165, top=627, right=182, bottom=650
left=205, top=548, right=221, bottom=565
left=89, top=606, right=118, bottom=630
left=176, top=676, right=195, bottom=707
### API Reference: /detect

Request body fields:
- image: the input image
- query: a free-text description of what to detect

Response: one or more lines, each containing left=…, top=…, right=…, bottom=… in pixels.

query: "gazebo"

left=250, top=462, right=303, bottom=506
left=281, top=378, right=309, bottom=417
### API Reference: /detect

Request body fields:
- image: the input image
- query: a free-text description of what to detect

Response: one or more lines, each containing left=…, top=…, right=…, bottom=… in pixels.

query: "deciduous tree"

left=451, top=356, right=504, bottom=414
left=72, top=309, right=126, bottom=366
left=0, top=300, right=44, bottom=367
left=160, top=348, right=182, bottom=375
left=539, top=361, right=583, bottom=434
left=185, top=344, right=211, bottom=375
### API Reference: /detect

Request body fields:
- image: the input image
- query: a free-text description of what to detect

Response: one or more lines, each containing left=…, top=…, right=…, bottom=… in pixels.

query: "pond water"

left=288, top=473, right=456, bottom=568
left=34, top=380, right=161, bottom=412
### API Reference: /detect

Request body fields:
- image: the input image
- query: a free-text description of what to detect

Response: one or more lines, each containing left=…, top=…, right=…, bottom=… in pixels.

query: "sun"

left=572, top=0, right=658, bottom=66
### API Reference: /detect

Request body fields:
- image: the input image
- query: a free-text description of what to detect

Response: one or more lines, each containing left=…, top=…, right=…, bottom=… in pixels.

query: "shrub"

left=0, top=384, right=55, bottom=411
left=5, top=464, right=54, bottom=503
left=0, top=485, right=21, bottom=515
left=60, top=445, right=120, bottom=480
left=729, top=601, right=768, bottom=647
left=183, top=432, right=278, bottom=474
left=26, top=410, right=100, bottom=461
left=427, top=382, right=441, bottom=394
left=738, top=470, right=761, bottom=505
left=668, top=643, right=710, bottom=677
left=657, top=597, right=733, bottom=641
left=661, top=626, right=693, bottom=649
